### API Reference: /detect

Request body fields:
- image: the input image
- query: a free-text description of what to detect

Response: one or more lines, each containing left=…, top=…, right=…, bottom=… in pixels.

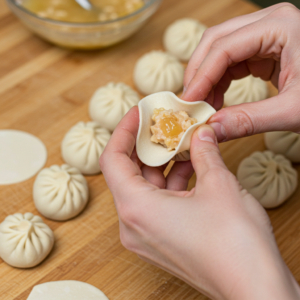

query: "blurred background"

left=252, top=0, right=300, bottom=7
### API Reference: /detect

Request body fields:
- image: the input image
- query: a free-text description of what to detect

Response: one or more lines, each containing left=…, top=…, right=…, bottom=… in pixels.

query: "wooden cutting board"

left=0, top=0, right=299, bottom=299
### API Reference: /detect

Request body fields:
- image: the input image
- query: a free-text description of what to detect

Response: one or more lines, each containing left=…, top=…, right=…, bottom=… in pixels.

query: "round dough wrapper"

left=224, top=75, right=268, bottom=107
left=61, top=122, right=111, bottom=175
left=264, top=131, right=300, bottom=163
left=237, top=151, right=298, bottom=208
left=0, top=130, right=47, bottom=185
left=33, top=164, right=89, bottom=221
left=27, top=281, right=109, bottom=300
left=163, top=18, right=207, bottom=61
left=0, top=213, right=54, bottom=268
left=134, top=50, right=184, bottom=95
left=89, top=82, right=140, bottom=132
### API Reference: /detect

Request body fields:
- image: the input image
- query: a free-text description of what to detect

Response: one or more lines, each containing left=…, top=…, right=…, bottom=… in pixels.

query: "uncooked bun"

left=237, top=151, right=298, bottom=208
left=0, top=213, right=54, bottom=268
left=264, top=131, right=300, bottom=163
left=33, top=165, right=89, bottom=221
left=134, top=51, right=184, bottom=95
left=224, top=75, right=268, bottom=106
left=61, top=122, right=111, bottom=175
left=163, top=18, right=207, bottom=61
left=89, top=82, right=140, bottom=132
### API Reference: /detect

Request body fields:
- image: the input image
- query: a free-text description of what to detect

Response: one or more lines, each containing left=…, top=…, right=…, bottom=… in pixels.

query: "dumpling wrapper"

left=27, top=281, right=109, bottom=300
left=137, top=92, right=216, bottom=167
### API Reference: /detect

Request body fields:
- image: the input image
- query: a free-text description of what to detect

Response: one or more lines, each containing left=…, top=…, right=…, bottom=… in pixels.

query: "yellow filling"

left=22, top=0, right=144, bottom=23
left=159, top=115, right=183, bottom=138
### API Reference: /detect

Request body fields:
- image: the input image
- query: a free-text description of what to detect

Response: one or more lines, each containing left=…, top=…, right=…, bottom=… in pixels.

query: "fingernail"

left=197, top=126, right=217, bottom=145
left=209, top=122, right=227, bottom=142
left=181, top=86, right=187, bottom=98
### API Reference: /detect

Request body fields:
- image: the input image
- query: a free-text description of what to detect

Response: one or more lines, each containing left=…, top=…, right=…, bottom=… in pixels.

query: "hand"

left=100, top=107, right=300, bottom=300
left=182, top=3, right=300, bottom=142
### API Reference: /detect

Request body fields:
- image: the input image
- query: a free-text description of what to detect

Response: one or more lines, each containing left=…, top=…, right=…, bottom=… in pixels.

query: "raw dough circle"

left=27, top=281, right=109, bottom=300
left=237, top=151, right=298, bottom=208
left=163, top=18, right=207, bottom=61
left=0, top=130, right=47, bottom=185
left=264, top=131, right=300, bottom=163
left=0, top=213, right=54, bottom=268
left=89, top=82, right=140, bottom=132
left=224, top=75, right=268, bottom=106
left=33, top=164, right=89, bottom=221
left=61, top=122, right=111, bottom=175
left=134, top=51, right=184, bottom=95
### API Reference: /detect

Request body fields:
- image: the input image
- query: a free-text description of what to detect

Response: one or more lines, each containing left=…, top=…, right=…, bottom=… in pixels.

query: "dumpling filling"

left=150, top=108, right=197, bottom=151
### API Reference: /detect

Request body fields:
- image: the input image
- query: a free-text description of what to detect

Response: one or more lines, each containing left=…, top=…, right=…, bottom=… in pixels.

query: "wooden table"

left=0, top=0, right=299, bottom=299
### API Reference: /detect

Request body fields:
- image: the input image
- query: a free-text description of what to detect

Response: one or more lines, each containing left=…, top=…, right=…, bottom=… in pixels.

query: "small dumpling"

left=0, top=213, right=54, bottom=268
left=89, top=82, right=140, bottom=132
left=264, top=131, right=300, bottom=163
left=61, top=122, right=111, bottom=175
left=134, top=51, right=184, bottom=95
left=224, top=75, right=268, bottom=107
left=237, top=151, right=298, bottom=208
left=33, top=165, right=89, bottom=221
left=163, top=18, right=207, bottom=61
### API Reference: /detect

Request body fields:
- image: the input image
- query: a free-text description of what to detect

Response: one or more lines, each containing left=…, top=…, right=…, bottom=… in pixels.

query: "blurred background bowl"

left=6, top=0, right=162, bottom=49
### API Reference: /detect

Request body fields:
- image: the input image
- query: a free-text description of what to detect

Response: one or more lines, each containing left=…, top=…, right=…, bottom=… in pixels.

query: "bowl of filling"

left=6, top=0, right=162, bottom=49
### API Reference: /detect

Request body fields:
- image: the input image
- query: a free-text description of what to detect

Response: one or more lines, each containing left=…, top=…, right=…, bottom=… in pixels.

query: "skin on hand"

left=100, top=107, right=300, bottom=300
left=182, top=3, right=300, bottom=142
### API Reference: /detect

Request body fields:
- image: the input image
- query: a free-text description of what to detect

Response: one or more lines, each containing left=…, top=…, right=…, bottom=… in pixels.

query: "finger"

left=183, top=2, right=296, bottom=91
left=165, top=161, right=194, bottom=191
left=208, top=89, right=300, bottom=142
left=190, top=125, right=227, bottom=180
left=141, top=164, right=168, bottom=189
left=100, top=106, right=147, bottom=196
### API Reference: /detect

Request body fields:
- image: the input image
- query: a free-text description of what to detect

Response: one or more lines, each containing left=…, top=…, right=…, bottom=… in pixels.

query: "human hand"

left=100, top=107, right=300, bottom=300
left=182, top=3, right=300, bottom=142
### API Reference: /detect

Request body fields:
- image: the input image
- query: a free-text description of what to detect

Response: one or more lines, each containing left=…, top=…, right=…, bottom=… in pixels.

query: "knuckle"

left=271, top=4, right=299, bottom=18
left=119, top=230, right=135, bottom=251
left=194, top=146, right=220, bottom=162
left=232, top=110, right=255, bottom=138
left=118, top=202, right=139, bottom=228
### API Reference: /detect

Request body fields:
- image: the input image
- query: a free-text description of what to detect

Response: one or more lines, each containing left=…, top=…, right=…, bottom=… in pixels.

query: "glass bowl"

left=6, top=0, right=162, bottom=49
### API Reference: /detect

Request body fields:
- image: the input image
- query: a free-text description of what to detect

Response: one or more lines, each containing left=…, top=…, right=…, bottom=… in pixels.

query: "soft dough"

left=237, top=151, right=298, bottom=208
left=134, top=51, right=184, bottom=95
left=0, top=213, right=54, bottom=268
left=264, top=131, right=300, bottom=163
left=27, top=281, right=109, bottom=300
left=61, top=122, right=111, bottom=175
left=224, top=75, right=268, bottom=106
left=89, top=82, right=140, bottom=132
left=33, top=164, right=89, bottom=221
left=163, top=18, right=207, bottom=61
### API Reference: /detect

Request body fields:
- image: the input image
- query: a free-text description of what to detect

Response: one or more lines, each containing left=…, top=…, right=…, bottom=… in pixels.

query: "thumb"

left=190, top=125, right=227, bottom=179
left=208, top=91, right=300, bottom=142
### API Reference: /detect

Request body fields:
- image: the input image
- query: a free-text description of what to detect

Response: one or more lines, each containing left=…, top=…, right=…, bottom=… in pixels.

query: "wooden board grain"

left=0, top=0, right=299, bottom=299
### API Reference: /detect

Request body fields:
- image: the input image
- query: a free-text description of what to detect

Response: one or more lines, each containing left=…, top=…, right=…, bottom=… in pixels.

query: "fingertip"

left=193, top=124, right=218, bottom=146
left=209, top=122, right=227, bottom=143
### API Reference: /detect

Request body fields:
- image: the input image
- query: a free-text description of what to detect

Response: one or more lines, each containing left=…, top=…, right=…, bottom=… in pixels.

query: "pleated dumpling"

left=89, top=82, right=140, bottom=132
left=224, top=75, right=268, bottom=106
left=61, top=122, right=111, bottom=175
left=163, top=18, right=207, bottom=61
left=33, top=165, right=89, bottom=221
left=0, top=213, right=54, bottom=268
left=134, top=51, right=184, bottom=95
left=264, top=131, right=300, bottom=163
left=237, top=151, right=298, bottom=208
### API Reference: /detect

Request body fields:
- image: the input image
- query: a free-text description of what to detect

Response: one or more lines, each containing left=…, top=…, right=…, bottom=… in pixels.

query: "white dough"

left=264, top=131, right=300, bottom=163
left=134, top=51, right=184, bottom=95
left=224, top=75, right=268, bottom=107
left=27, top=281, right=109, bottom=300
left=33, top=165, right=89, bottom=221
left=61, top=122, right=111, bottom=175
left=0, top=213, right=54, bottom=268
left=237, top=151, right=298, bottom=208
left=136, top=92, right=216, bottom=167
left=89, top=82, right=140, bottom=132
left=0, top=130, right=47, bottom=185
left=163, top=18, right=207, bottom=61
